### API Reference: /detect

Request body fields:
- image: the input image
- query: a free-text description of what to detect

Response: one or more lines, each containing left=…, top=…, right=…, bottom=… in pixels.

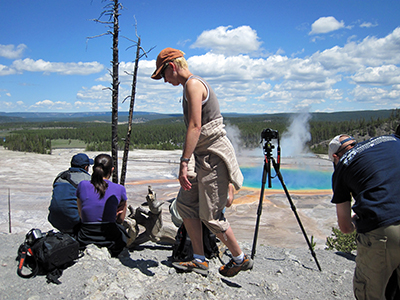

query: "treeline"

left=225, top=115, right=288, bottom=148
left=309, top=110, right=400, bottom=153
left=2, top=109, right=400, bottom=155
left=226, top=109, right=400, bottom=150
left=4, top=133, right=51, bottom=154
left=1, top=121, right=187, bottom=153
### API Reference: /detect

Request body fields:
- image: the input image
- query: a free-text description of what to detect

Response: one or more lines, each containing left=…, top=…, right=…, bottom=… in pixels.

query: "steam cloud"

left=225, top=124, right=242, bottom=154
left=225, top=112, right=313, bottom=159
left=280, top=112, right=312, bottom=157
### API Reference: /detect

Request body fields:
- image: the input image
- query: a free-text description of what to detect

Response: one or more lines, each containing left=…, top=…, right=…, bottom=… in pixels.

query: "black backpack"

left=16, top=229, right=80, bottom=284
left=171, top=223, right=219, bottom=262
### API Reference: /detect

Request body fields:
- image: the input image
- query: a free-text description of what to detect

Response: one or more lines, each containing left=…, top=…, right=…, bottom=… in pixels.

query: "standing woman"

left=76, top=154, right=127, bottom=257
left=151, top=48, right=253, bottom=277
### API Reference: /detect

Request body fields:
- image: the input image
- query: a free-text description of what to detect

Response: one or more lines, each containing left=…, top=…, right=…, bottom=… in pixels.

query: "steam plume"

left=280, top=112, right=312, bottom=157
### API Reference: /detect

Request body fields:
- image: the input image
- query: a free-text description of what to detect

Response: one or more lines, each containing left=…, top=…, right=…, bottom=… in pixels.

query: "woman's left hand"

left=179, top=162, right=192, bottom=190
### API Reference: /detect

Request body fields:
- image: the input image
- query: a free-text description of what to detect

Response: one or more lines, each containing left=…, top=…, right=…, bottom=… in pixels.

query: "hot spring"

left=227, top=111, right=334, bottom=191
left=240, top=164, right=332, bottom=190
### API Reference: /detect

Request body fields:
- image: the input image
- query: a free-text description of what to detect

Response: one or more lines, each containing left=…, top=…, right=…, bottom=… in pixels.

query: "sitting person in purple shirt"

left=76, top=153, right=128, bottom=257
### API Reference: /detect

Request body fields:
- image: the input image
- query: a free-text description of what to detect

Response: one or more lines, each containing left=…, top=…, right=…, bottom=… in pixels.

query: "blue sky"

left=1, top=0, right=400, bottom=114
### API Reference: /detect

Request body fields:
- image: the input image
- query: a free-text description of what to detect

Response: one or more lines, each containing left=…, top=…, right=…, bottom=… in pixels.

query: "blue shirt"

left=332, top=135, right=400, bottom=233
left=48, top=167, right=91, bottom=231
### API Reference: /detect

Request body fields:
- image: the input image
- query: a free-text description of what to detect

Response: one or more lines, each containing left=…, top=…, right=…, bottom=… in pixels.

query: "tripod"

left=251, top=135, right=322, bottom=271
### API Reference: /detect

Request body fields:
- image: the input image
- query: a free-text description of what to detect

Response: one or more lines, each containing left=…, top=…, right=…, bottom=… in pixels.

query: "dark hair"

left=396, top=124, right=400, bottom=136
left=91, top=154, right=113, bottom=198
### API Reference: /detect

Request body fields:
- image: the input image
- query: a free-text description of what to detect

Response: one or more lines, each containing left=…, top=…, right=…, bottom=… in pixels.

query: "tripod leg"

left=272, top=158, right=322, bottom=271
left=251, top=159, right=269, bottom=260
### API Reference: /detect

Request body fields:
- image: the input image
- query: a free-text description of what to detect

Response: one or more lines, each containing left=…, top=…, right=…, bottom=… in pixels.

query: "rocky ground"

left=0, top=148, right=357, bottom=299
left=0, top=233, right=355, bottom=300
left=0, top=147, right=337, bottom=249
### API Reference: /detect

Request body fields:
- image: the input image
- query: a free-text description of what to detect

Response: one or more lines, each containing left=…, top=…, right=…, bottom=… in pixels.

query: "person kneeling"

left=76, top=154, right=128, bottom=257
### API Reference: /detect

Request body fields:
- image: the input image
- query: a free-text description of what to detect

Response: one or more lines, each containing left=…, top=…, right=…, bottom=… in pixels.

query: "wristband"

left=180, top=156, right=190, bottom=163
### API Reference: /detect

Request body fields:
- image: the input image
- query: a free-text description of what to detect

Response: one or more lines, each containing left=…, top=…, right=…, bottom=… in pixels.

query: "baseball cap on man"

left=151, top=48, right=184, bottom=80
left=71, top=153, right=94, bottom=168
left=328, top=135, right=356, bottom=162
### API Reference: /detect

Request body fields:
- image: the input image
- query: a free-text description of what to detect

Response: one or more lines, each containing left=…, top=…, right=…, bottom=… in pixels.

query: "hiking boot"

left=219, top=254, right=253, bottom=277
left=172, top=259, right=209, bottom=275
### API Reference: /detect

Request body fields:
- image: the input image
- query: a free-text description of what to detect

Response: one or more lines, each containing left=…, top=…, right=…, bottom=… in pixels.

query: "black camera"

left=25, top=228, right=44, bottom=245
left=261, top=128, right=279, bottom=141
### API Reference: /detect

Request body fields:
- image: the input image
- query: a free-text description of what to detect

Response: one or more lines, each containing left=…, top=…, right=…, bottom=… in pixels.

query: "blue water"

left=241, top=166, right=332, bottom=190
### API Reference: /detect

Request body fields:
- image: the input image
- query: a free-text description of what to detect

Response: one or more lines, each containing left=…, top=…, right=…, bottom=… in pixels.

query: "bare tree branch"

left=89, top=1, right=154, bottom=185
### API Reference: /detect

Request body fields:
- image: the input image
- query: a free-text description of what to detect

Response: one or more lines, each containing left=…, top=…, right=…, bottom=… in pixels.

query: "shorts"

left=176, top=153, right=230, bottom=234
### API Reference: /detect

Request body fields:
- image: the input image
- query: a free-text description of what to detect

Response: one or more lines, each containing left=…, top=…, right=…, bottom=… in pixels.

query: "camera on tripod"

left=252, top=127, right=321, bottom=271
left=261, top=128, right=279, bottom=141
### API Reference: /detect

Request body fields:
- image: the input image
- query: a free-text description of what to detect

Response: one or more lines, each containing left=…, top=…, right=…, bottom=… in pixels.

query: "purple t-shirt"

left=76, top=179, right=127, bottom=223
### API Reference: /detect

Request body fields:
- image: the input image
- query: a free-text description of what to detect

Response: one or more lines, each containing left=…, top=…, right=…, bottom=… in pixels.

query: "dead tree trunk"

left=111, top=0, right=120, bottom=183
left=89, top=3, right=153, bottom=185
left=120, top=37, right=141, bottom=186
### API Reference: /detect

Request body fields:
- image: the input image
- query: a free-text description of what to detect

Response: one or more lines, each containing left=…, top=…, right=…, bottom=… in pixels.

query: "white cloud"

left=0, top=44, right=27, bottom=59
left=96, top=60, right=150, bottom=84
left=34, top=100, right=54, bottom=106
left=360, top=22, right=378, bottom=28
left=0, top=64, right=17, bottom=76
left=186, top=26, right=400, bottom=111
left=75, top=84, right=134, bottom=112
left=191, top=25, right=262, bottom=55
left=76, top=85, right=110, bottom=100
left=309, top=16, right=345, bottom=35
left=185, top=52, right=336, bottom=87
left=312, top=27, right=400, bottom=72
left=74, top=100, right=108, bottom=111
left=350, top=85, right=400, bottom=105
left=126, top=25, right=400, bottom=113
left=351, top=65, right=400, bottom=85
left=0, top=101, right=14, bottom=108
left=15, top=24, right=398, bottom=114
left=30, top=99, right=72, bottom=110
left=11, top=58, right=104, bottom=75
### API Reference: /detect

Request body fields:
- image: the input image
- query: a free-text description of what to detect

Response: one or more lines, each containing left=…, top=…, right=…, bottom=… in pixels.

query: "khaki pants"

left=354, top=223, right=400, bottom=300
left=176, top=153, right=230, bottom=234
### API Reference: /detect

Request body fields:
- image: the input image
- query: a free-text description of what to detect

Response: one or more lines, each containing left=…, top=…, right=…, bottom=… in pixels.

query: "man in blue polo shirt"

left=48, top=153, right=93, bottom=235
left=329, top=134, right=400, bottom=300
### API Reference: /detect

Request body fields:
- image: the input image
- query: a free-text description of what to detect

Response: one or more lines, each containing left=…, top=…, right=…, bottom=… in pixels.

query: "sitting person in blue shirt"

left=48, top=153, right=93, bottom=235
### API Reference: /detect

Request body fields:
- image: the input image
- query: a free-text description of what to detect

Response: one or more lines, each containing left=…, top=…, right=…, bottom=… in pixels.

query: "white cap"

left=328, top=134, right=356, bottom=162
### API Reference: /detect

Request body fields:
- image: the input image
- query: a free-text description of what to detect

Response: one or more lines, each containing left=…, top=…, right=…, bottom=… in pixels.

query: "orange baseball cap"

left=151, top=47, right=184, bottom=80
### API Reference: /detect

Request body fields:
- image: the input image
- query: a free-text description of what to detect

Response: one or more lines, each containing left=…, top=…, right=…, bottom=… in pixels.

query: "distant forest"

left=1, top=109, right=400, bottom=155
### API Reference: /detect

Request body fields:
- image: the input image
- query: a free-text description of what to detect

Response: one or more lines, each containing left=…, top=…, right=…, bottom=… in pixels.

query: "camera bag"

left=171, top=223, right=219, bottom=262
left=17, top=229, right=80, bottom=284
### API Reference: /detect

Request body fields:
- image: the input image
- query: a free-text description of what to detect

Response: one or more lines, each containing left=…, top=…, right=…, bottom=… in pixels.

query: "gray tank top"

left=182, top=75, right=221, bottom=127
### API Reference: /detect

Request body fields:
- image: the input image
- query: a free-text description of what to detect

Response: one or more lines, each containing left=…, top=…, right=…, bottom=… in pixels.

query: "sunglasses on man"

left=160, top=62, right=170, bottom=79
